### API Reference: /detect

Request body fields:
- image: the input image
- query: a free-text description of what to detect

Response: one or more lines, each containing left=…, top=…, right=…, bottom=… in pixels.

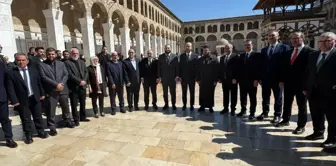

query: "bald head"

left=111, top=51, right=118, bottom=61
left=147, top=49, right=153, bottom=58
left=224, top=44, right=233, bottom=55
left=128, top=49, right=135, bottom=59
left=165, top=44, right=171, bottom=54
left=185, top=42, right=192, bottom=53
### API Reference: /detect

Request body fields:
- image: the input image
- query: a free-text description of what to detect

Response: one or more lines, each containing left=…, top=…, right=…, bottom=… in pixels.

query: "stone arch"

left=247, top=22, right=253, bottom=29
left=149, top=24, right=155, bottom=35
left=233, top=24, right=238, bottom=31
left=253, top=21, right=259, bottom=29
left=246, top=32, right=258, bottom=49
left=220, top=24, right=225, bottom=32
left=226, top=24, right=231, bottom=31
left=142, top=21, right=148, bottom=33
left=239, top=23, right=244, bottom=31
left=278, top=25, right=294, bottom=45
left=161, top=29, right=165, bottom=37
left=207, top=25, right=212, bottom=33
left=112, top=10, right=126, bottom=36
left=92, top=2, right=109, bottom=42
left=213, top=25, right=218, bottom=33
left=184, top=27, right=188, bottom=34
left=188, top=27, right=193, bottom=34
left=207, top=35, right=217, bottom=41
left=128, top=15, right=140, bottom=47
left=200, top=26, right=205, bottom=33
left=195, top=26, right=200, bottom=33
left=156, top=27, right=160, bottom=36
left=195, top=35, right=205, bottom=42
left=221, top=34, right=232, bottom=41
left=232, top=33, right=245, bottom=52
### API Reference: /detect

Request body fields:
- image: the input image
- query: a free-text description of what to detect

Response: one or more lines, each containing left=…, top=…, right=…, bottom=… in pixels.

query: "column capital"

left=0, top=0, right=13, bottom=5
left=79, top=15, right=94, bottom=26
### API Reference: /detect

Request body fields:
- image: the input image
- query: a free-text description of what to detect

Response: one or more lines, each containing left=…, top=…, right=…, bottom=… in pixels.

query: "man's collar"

left=270, top=42, right=279, bottom=47
left=246, top=50, right=253, bottom=54
left=18, top=66, right=28, bottom=70
left=321, top=47, right=334, bottom=55
left=294, top=44, right=305, bottom=50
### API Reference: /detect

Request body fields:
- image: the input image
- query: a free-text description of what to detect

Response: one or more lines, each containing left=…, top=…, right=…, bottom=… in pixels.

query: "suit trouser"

left=182, top=81, right=195, bottom=107
left=261, top=80, right=283, bottom=116
left=309, top=90, right=336, bottom=141
left=69, top=89, right=86, bottom=121
left=109, top=86, right=124, bottom=109
left=282, top=85, right=307, bottom=128
left=17, top=96, right=45, bottom=135
left=46, top=94, right=71, bottom=130
left=0, top=102, right=13, bottom=140
left=222, top=81, right=238, bottom=111
left=162, top=82, right=176, bottom=106
left=126, top=84, right=140, bottom=108
left=91, top=93, right=104, bottom=114
left=143, top=81, right=157, bottom=106
left=239, top=81, right=257, bottom=115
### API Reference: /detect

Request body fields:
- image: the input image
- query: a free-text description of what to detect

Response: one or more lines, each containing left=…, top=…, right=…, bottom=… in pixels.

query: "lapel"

left=168, top=54, right=175, bottom=64
left=312, top=51, right=320, bottom=73
left=128, top=59, right=136, bottom=71
left=13, top=67, right=27, bottom=88
left=44, top=61, right=56, bottom=79
left=322, top=48, right=336, bottom=68
left=273, top=43, right=281, bottom=55
left=79, top=60, right=84, bottom=78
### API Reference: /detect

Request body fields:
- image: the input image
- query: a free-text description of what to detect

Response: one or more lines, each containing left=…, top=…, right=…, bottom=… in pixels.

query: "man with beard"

left=62, top=50, right=70, bottom=62
left=64, top=48, right=89, bottom=126
left=196, top=45, right=219, bottom=113
left=30, top=47, right=46, bottom=68
left=123, top=49, right=141, bottom=111
left=39, top=48, right=74, bottom=136
left=179, top=42, right=199, bottom=111
left=97, top=46, right=110, bottom=70
left=157, top=44, right=179, bottom=110
left=219, top=44, right=240, bottom=115
left=27, top=47, right=35, bottom=59
left=56, top=50, right=63, bottom=60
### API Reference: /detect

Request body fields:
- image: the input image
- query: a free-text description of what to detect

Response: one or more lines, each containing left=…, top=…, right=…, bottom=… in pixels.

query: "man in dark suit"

left=303, top=32, right=336, bottom=150
left=62, top=50, right=70, bottom=62
left=30, top=47, right=45, bottom=68
left=39, top=48, right=74, bottom=136
left=157, top=44, right=179, bottom=110
left=140, top=50, right=158, bottom=110
left=97, top=46, right=110, bottom=70
left=236, top=40, right=261, bottom=120
left=0, top=61, right=17, bottom=148
left=276, top=32, right=315, bottom=134
left=179, top=42, right=199, bottom=111
left=123, top=49, right=141, bottom=111
left=219, top=44, right=240, bottom=115
left=106, top=52, right=130, bottom=115
left=257, top=30, right=290, bottom=123
left=64, top=48, right=89, bottom=126
left=6, top=53, right=48, bottom=144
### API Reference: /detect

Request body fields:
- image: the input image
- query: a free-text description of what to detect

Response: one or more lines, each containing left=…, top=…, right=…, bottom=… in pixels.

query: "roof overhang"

left=253, top=0, right=314, bottom=10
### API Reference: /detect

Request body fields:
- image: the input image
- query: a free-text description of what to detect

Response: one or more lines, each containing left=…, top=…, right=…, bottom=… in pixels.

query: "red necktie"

left=291, top=48, right=299, bottom=65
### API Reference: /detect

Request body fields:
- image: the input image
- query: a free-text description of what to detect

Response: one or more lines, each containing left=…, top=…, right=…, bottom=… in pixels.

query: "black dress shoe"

left=24, top=135, right=33, bottom=144
left=275, top=120, right=290, bottom=127
left=236, top=112, right=246, bottom=117
left=305, top=133, right=324, bottom=140
left=230, top=111, right=236, bottom=116
left=135, top=106, right=140, bottom=111
left=198, top=107, right=205, bottom=112
left=120, top=109, right=126, bottom=113
left=100, top=112, right=105, bottom=117
left=256, top=113, right=269, bottom=121
left=153, top=105, right=158, bottom=110
left=321, top=139, right=336, bottom=148
left=49, top=129, right=58, bottom=136
left=144, top=106, right=149, bottom=110
left=37, top=132, right=49, bottom=139
left=190, top=106, right=194, bottom=111
left=6, top=139, right=18, bottom=148
left=128, top=107, right=133, bottom=112
left=74, top=121, right=80, bottom=126
left=182, top=105, right=186, bottom=110
left=248, top=114, right=255, bottom=120
left=209, top=108, right=214, bottom=113
left=94, top=114, right=99, bottom=118
left=293, top=127, right=305, bottom=135
left=111, top=110, right=116, bottom=115
left=80, top=118, right=90, bottom=122
left=271, top=116, right=281, bottom=124
left=162, top=105, right=169, bottom=110
left=220, top=109, right=229, bottom=115
left=172, top=105, right=177, bottom=110
left=65, top=121, right=75, bottom=128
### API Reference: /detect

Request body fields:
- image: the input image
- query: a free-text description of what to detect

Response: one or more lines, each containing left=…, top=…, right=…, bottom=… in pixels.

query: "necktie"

left=290, top=48, right=299, bottom=65
left=269, top=45, right=274, bottom=58
left=316, top=53, right=327, bottom=73
left=23, top=69, right=29, bottom=96
left=148, top=58, right=151, bottom=65
left=244, top=53, right=248, bottom=64
left=166, top=55, right=170, bottom=63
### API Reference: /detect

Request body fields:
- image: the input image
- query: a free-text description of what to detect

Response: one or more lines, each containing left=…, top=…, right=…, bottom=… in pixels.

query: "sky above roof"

left=160, top=0, right=263, bottom=22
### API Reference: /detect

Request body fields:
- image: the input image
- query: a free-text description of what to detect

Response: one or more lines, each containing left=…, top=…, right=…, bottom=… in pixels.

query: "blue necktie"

left=268, top=45, right=274, bottom=58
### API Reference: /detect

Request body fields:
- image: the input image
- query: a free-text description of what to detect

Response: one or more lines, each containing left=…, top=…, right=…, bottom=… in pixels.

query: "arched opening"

left=221, top=34, right=232, bottom=41
left=112, top=10, right=126, bottom=53
left=91, top=2, right=108, bottom=52
left=246, top=32, right=258, bottom=50
left=247, top=22, right=253, bottom=30
left=213, top=25, right=218, bottom=33
left=195, top=26, right=200, bottom=33
left=185, top=36, right=193, bottom=43
left=232, top=33, right=245, bottom=52
left=188, top=27, right=193, bottom=34
left=207, top=35, right=217, bottom=53
left=184, top=27, right=188, bottom=34
left=129, top=16, right=140, bottom=50
left=233, top=24, right=238, bottom=31
left=220, top=24, right=225, bottom=32
left=195, top=35, right=205, bottom=54
left=201, top=26, right=205, bottom=33
left=207, top=25, right=212, bottom=33
left=226, top=24, right=231, bottom=31
left=253, top=21, right=259, bottom=29
left=239, top=23, right=244, bottom=31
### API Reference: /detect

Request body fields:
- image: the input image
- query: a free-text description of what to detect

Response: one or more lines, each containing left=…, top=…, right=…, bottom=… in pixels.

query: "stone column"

left=144, top=33, right=151, bottom=51
left=135, top=31, right=143, bottom=58
left=43, top=9, right=65, bottom=51
left=79, top=12, right=95, bottom=64
left=120, top=26, right=131, bottom=57
left=157, top=36, right=163, bottom=54
left=102, top=20, right=115, bottom=53
left=0, top=0, right=17, bottom=61
left=151, top=35, right=157, bottom=57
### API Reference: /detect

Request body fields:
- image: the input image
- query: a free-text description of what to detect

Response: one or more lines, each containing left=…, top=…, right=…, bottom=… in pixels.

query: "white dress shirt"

left=19, top=66, right=33, bottom=97
left=267, top=42, right=279, bottom=55
left=245, top=50, right=253, bottom=58
left=130, top=58, right=136, bottom=70
left=291, top=44, right=305, bottom=59
left=316, top=47, right=334, bottom=65
left=96, top=65, right=103, bottom=84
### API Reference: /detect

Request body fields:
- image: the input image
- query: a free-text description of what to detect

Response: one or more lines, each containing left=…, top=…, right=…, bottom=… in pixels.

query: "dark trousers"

left=126, top=84, right=140, bottom=108
left=261, top=80, right=283, bottom=116
left=46, top=94, right=71, bottom=130
left=182, top=81, right=195, bottom=107
left=69, top=89, right=86, bottom=121
left=16, top=96, right=44, bottom=135
left=309, top=90, right=336, bottom=141
left=109, top=86, right=124, bottom=109
left=91, top=93, right=104, bottom=114
left=283, top=85, right=307, bottom=128
left=143, top=81, right=157, bottom=106
left=222, top=81, right=238, bottom=111
left=239, top=81, right=257, bottom=115
left=0, top=102, right=13, bottom=140
left=162, top=82, right=176, bottom=106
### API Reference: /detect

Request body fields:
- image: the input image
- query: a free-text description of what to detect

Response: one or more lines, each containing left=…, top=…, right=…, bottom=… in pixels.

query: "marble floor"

left=0, top=84, right=335, bottom=166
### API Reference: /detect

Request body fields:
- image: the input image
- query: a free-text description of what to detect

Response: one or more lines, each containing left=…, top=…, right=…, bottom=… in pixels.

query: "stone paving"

left=0, top=84, right=335, bottom=166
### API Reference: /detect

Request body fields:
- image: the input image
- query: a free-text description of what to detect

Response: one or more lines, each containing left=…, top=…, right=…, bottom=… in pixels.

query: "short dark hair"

left=29, top=47, right=35, bottom=52
left=56, top=50, right=61, bottom=53
left=202, top=45, right=209, bottom=49
left=35, top=47, right=44, bottom=52
left=14, top=53, right=28, bottom=59
left=63, top=50, right=69, bottom=54
left=46, top=47, right=56, bottom=54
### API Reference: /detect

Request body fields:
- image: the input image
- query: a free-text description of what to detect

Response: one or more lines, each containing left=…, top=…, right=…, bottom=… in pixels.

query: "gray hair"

left=14, top=53, right=28, bottom=60
left=320, top=32, right=336, bottom=40
left=185, top=42, right=192, bottom=46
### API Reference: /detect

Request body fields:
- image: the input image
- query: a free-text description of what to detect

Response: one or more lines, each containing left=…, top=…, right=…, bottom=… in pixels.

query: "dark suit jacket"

left=261, top=43, right=290, bottom=81
left=179, top=52, right=199, bottom=84
left=39, top=60, right=69, bottom=95
left=0, top=62, right=8, bottom=102
left=97, top=53, right=110, bottom=71
left=238, top=52, right=262, bottom=82
left=157, top=53, right=179, bottom=84
left=106, top=61, right=130, bottom=88
left=123, top=58, right=141, bottom=90
left=87, top=65, right=107, bottom=96
left=279, top=46, right=315, bottom=90
left=219, top=54, right=240, bottom=82
left=64, top=59, right=88, bottom=91
left=140, top=57, right=158, bottom=84
left=6, top=66, right=45, bottom=106
left=304, top=49, right=336, bottom=98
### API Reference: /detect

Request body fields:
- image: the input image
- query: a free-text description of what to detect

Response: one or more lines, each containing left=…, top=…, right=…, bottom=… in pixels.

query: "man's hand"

left=56, top=83, right=64, bottom=91
left=232, top=79, right=237, bottom=85
left=141, top=77, right=144, bottom=84
left=196, top=81, right=200, bottom=85
left=112, top=84, right=116, bottom=89
left=40, top=96, right=45, bottom=100
left=12, top=103, right=20, bottom=107
left=253, top=80, right=258, bottom=87
left=175, top=77, right=180, bottom=83
left=88, top=88, right=92, bottom=93
left=79, top=81, right=86, bottom=86
left=302, top=91, right=307, bottom=95
left=279, top=82, right=284, bottom=89
left=126, top=83, right=131, bottom=87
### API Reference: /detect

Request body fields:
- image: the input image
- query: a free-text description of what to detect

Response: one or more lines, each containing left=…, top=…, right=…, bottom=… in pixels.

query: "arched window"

left=213, top=25, right=218, bottom=33
left=239, top=23, right=244, bottom=31
left=207, top=25, right=212, bottom=33
left=247, top=22, right=253, bottom=29
left=220, top=24, right=225, bottom=32
left=226, top=24, right=231, bottom=31
left=233, top=24, right=238, bottom=31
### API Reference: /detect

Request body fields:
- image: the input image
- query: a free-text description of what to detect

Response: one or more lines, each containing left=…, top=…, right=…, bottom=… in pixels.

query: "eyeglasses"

left=318, top=40, right=333, bottom=43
